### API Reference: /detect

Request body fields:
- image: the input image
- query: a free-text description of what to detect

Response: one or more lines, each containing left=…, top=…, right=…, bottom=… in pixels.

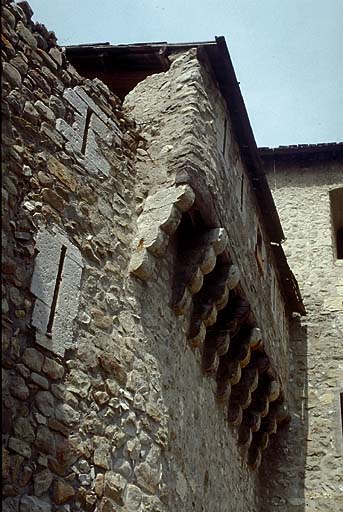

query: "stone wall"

left=124, top=49, right=289, bottom=382
left=2, top=2, right=152, bottom=510
left=124, top=49, right=294, bottom=510
left=263, top=157, right=343, bottom=512
left=2, top=2, right=296, bottom=511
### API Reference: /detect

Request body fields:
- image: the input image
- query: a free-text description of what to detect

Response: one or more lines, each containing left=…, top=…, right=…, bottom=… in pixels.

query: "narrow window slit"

left=81, top=107, right=92, bottom=155
left=222, top=119, right=227, bottom=155
left=46, top=245, right=67, bottom=338
left=340, top=392, right=343, bottom=436
left=240, top=175, right=244, bottom=211
left=337, top=227, right=343, bottom=259
left=329, top=188, right=343, bottom=259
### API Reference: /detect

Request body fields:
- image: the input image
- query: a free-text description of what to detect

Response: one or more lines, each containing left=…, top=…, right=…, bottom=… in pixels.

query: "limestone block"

left=247, top=445, right=262, bottom=471
left=71, top=86, right=108, bottom=122
left=31, top=228, right=83, bottom=357
left=34, top=468, right=53, bottom=496
left=261, top=415, right=277, bottom=435
left=8, top=437, right=31, bottom=458
left=144, top=184, right=195, bottom=213
left=134, top=461, right=161, bottom=494
left=2, top=62, right=22, bottom=88
left=22, top=347, right=44, bottom=372
left=268, top=380, right=281, bottom=402
left=238, top=424, right=253, bottom=449
left=249, top=327, right=262, bottom=350
left=241, top=367, right=259, bottom=393
left=85, top=129, right=111, bottom=176
left=130, top=185, right=195, bottom=281
left=124, top=484, right=142, bottom=511
left=226, top=264, right=240, bottom=290
left=30, top=229, right=62, bottom=308
left=103, top=472, right=126, bottom=504
left=199, top=245, right=217, bottom=274
left=228, top=360, right=241, bottom=385
left=215, top=285, right=230, bottom=311
left=228, top=403, right=243, bottom=426
left=188, top=267, right=203, bottom=294
left=205, top=227, right=228, bottom=255
left=47, top=155, right=77, bottom=192
left=58, top=86, right=117, bottom=177
left=55, top=403, right=80, bottom=426
left=188, top=322, right=206, bottom=348
left=19, top=494, right=52, bottom=512
left=17, top=21, right=37, bottom=49
left=90, top=113, right=113, bottom=145
left=216, top=332, right=231, bottom=356
left=128, top=250, right=155, bottom=281
left=56, top=118, right=83, bottom=154
left=35, top=390, right=55, bottom=417
left=53, top=480, right=75, bottom=504
left=34, top=100, right=55, bottom=122
left=244, top=412, right=261, bottom=433
left=63, top=87, right=89, bottom=117
left=133, top=223, right=169, bottom=257
left=173, top=287, right=192, bottom=316
left=31, top=302, right=50, bottom=342
left=216, top=379, right=231, bottom=403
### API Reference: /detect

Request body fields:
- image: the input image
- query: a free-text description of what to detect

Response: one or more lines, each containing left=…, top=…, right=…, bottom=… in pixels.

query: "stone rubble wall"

left=263, top=159, right=343, bottom=512
left=2, top=2, right=170, bottom=511
left=124, top=48, right=289, bottom=395
left=124, top=49, right=293, bottom=511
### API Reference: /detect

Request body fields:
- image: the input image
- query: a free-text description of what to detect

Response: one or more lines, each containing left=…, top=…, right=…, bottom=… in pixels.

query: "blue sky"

left=28, top=0, right=343, bottom=148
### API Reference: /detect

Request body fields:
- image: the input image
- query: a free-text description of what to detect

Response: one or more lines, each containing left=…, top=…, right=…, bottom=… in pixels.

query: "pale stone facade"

left=261, top=149, right=343, bottom=512
left=2, top=1, right=341, bottom=512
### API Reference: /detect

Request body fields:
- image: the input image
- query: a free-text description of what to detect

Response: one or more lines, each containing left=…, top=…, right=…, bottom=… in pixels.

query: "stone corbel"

left=186, top=262, right=239, bottom=348
left=129, top=184, right=195, bottom=280
left=173, top=228, right=230, bottom=318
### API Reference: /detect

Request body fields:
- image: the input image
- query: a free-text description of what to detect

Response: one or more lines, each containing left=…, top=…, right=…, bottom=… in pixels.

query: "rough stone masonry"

left=260, top=148, right=343, bottom=512
left=3, top=1, right=342, bottom=512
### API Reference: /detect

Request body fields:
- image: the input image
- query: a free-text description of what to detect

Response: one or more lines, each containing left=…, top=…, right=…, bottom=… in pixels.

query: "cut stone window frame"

left=30, top=227, right=84, bottom=357
left=329, top=188, right=343, bottom=260
left=56, top=85, right=121, bottom=178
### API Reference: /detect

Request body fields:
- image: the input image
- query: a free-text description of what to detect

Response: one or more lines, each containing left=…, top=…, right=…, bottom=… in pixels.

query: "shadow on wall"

left=258, top=316, right=308, bottom=512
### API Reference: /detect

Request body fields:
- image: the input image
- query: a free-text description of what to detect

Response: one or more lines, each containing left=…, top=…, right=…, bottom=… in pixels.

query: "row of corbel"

left=129, top=184, right=289, bottom=470
left=171, top=225, right=287, bottom=470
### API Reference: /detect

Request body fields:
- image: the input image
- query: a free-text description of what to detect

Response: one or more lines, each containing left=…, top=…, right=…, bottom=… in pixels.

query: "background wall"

left=264, top=158, right=343, bottom=512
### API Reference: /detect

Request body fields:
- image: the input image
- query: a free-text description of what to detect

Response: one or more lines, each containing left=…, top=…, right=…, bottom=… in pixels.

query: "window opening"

left=240, top=175, right=244, bottom=211
left=330, top=188, right=343, bottom=259
left=222, top=119, right=227, bottom=156
left=340, top=392, right=343, bottom=436
left=81, top=107, right=92, bottom=155
left=271, top=273, right=276, bottom=313
left=46, top=245, right=67, bottom=337
left=255, top=226, right=264, bottom=275
left=337, top=227, right=343, bottom=259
